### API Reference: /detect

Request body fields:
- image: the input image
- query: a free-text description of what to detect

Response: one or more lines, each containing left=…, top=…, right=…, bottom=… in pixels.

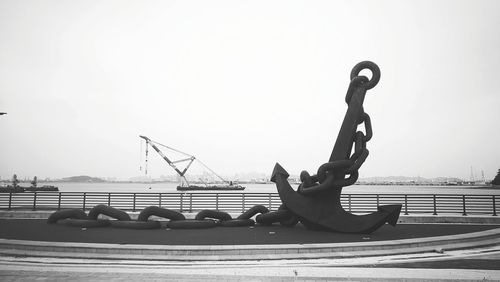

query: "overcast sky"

left=1, top=0, right=499, bottom=181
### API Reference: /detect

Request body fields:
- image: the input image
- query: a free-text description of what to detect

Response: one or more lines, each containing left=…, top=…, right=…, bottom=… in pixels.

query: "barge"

left=177, top=184, right=245, bottom=191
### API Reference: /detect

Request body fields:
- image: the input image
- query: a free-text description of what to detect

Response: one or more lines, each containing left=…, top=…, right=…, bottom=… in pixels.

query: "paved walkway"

left=1, top=244, right=500, bottom=281
left=1, top=264, right=499, bottom=281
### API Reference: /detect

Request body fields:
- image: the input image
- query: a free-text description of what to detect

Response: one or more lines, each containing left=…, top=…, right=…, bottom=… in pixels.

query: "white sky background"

left=1, top=0, right=499, bottom=181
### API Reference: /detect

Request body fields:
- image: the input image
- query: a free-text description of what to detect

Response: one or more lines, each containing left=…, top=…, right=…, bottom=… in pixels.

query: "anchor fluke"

left=270, top=163, right=289, bottom=183
left=378, top=205, right=402, bottom=226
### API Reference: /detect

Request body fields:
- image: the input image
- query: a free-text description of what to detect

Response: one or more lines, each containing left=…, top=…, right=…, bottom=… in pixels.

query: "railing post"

left=462, top=195, right=467, bottom=216
left=58, top=192, right=62, bottom=210
left=242, top=194, right=246, bottom=213
left=133, top=193, right=136, bottom=212
left=268, top=193, right=272, bottom=210
left=159, top=193, right=162, bottom=208
left=83, top=192, right=86, bottom=210
left=493, top=195, right=497, bottom=216
left=404, top=195, right=408, bottom=215
left=433, top=195, right=437, bottom=215
left=189, top=194, right=193, bottom=212
left=376, top=194, right=379, bottom=207
left=108, top=193, right=111, bottom=206
left=215, top=193, right=219, bottom=211
left=32, top=192, right=37, bottom=211
left=8, top=192, right=12, bottom=210
left=348, top=194, right=352, bottom=212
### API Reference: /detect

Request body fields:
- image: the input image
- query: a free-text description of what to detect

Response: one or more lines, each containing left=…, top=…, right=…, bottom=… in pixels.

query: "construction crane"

left=139, top=135, right=244, bottom=191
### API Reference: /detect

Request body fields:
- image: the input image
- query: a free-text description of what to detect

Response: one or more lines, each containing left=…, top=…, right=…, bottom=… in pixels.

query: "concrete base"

left=0, top=221, right=499, bottom=261
left=1, top=212, right=499, bottom=281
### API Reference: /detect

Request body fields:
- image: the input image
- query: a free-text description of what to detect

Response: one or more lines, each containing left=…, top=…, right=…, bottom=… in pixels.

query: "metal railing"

left=0, top=192, right=497, bottom=216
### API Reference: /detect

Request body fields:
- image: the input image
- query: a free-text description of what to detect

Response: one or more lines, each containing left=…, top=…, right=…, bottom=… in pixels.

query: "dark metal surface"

left=272, top=61, right=402, bottom=233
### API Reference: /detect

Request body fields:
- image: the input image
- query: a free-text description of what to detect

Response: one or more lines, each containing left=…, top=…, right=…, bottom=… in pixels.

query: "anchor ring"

left=350, top=61, right=380, bottom=90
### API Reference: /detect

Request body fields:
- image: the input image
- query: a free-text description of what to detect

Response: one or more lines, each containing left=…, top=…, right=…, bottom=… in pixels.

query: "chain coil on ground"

left=47, top=204, right=302, bottom=229
left=47, top=209, right=88, bottom=224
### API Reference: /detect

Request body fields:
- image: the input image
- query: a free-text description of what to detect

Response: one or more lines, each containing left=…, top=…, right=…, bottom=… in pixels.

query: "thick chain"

left=298, top=74, right=374, bottom=194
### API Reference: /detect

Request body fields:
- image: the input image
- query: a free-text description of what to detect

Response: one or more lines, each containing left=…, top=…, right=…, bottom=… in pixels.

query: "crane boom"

left=139, top=135, right=244, bottom=191
left=139, top=135, right=196, bottom=186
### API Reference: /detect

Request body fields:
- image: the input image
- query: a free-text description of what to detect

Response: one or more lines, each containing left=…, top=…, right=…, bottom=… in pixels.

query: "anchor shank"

left=329, top=86, right=366, bottom=162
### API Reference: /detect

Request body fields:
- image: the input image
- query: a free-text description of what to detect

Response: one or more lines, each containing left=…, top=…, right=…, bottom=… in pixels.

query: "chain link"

left=298, top=74, right=374, bottom=194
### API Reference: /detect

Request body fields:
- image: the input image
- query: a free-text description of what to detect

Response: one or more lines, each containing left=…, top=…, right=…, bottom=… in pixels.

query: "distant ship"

left=177, top=183, right=245, bottom=191
left=0, top=175, right=59, bottom=193
left=0, top=185, right=59, bottom=193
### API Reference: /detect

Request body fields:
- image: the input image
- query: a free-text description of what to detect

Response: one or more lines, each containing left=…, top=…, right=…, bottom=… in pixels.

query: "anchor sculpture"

left=47, top=61, right=401, bottom=234
left=268, top=61, right=402, bottom=234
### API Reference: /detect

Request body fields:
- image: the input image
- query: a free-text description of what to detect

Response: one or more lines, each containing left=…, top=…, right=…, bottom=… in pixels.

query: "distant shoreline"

left=0, top=179, right=496, bottom=189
